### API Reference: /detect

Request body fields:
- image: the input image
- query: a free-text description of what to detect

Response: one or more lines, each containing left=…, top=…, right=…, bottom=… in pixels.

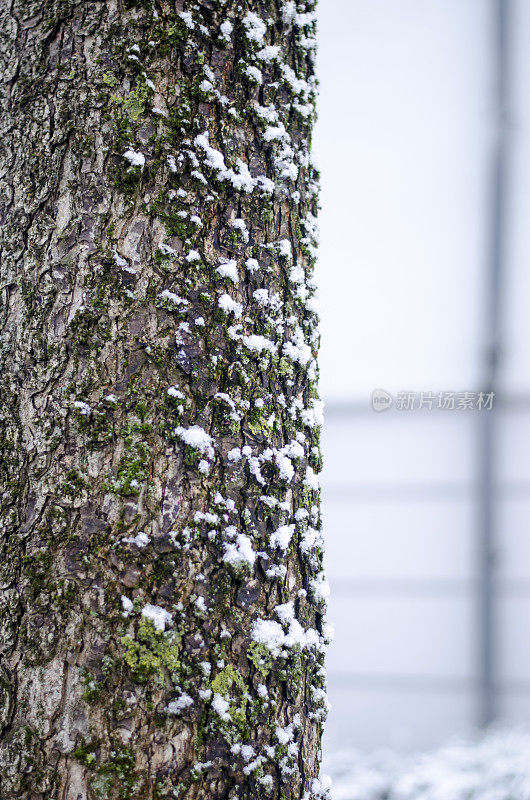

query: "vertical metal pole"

left=478, top=0, right=511, bottom=728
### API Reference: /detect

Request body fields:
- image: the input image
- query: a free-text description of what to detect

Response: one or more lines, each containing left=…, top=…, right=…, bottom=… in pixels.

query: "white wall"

left=316, top=0, right=530, bottom=754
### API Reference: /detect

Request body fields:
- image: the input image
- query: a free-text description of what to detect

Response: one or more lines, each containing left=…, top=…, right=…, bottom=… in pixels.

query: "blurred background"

left=314, top=0, right=530, bottom=760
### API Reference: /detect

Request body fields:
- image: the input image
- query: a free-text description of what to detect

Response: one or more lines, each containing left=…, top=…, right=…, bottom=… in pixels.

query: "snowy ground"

left=324, top=730, right=530, bottom=800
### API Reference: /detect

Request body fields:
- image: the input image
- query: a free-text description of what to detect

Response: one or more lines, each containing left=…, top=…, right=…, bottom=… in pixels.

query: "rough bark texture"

left=0, top=1, right=328, bottom=798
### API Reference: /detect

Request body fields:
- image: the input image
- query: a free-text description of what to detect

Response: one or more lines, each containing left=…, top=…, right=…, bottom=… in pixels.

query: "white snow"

left=275, top=452, right=295, bottom=482
left=275, top=601, right=295, bottom=624
left=251, top=618, right=285, bottom=657
left=231, top=218, right=249, bottom=242
left=242, top=11, right=267, bottom=44
left=194, top=511, right=219, bottom=525
left=301, top=399, right=325, bottom=428
left=245, top=65, right=263, bottom=84
left=194, top=596, right=207, bottom=613
left=276, top=724, right=294, bottom=745
left=212, top=693, right=231, bottom=721
left=240, top=744, right=255, bottom=762
left=123, top=149, right=145, bottom=167
left=257, top=45, right=280, bottom=62
left=282, top=1, right=296, bottom=24
left=141, top=604, right=173, bottom=632
left=121, top=595, right=133, bottom=613
left=281, top=63, right=311, bottom=98
left=216, top=259, right=239, bottom=283
left=278, top=240, right=292, bottom=258
left=166, top=693, right=194, bottom=714
left=194, top=133, right=257, bottom=193
left=178, top=11, right=195, bottom=29
left=264, top=123, right=288, bottom=142
left=304, top=465, right=320, bottom=491
left=227, top=447, right=242, bottom=462
left=220, top=20, right=233, bottom=40
left=245, top=258, right=260, bottom=273
left=260, top=495, right=278, bottom=508
left=325, top=731, right=530, bottom=800
left=311, top=775, right=333, bottom=800
left=270, top=524, right=295, bottom=550
left=160, top=290, right=188, bottom=306
left=242, top=334, right=277, bottom=354
left=218, top=293, right=243, bottom=318
left=160, top=243, right=178, bottom=257
left=252, top=615, right=320, bottom=657
left=175, top=425, right=214, bottom=459
left=121, top=531, right=150, bottom=548
left=290, top=264, right=305, bottom=284
left=223, top=533, right=256, bottom=567
left=253, top=288, right=269, bottom=306
left=311, top=571, right=330, bottom=602
left=283, top=332, right=313, bottom=366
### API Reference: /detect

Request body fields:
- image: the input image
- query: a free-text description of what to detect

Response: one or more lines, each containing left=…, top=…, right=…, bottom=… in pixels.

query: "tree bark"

left=0, top=1, right=328, bottom=798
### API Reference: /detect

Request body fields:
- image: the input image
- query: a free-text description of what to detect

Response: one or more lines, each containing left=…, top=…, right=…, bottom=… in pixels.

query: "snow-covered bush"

left=325, top=730, right=530, bottom=800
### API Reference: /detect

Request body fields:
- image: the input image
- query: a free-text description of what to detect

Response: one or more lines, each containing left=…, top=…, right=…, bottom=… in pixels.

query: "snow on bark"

left=0, top=0, right=328, bottom=798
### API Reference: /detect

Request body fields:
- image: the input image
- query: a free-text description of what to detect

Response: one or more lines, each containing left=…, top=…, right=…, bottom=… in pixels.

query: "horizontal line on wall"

left=322, top=394, right=530, bottom=418
left=326, top=672, right=530, bottom=694
left=327, top=578, right=530, bottom=597
left=321, top=481, right=530, bottom=502
left=327, top=672, right=474, bottom=692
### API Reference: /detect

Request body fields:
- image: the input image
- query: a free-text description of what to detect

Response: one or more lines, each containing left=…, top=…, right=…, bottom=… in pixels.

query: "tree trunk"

left=0, top=1, right=329, bottom=798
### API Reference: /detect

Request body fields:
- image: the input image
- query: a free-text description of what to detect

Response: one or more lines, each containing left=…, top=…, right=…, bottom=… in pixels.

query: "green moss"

left=210, top=664, right=244, bottom=696
left=247, top=641, right=273, bottom=676
left=112, top=163, right=142, bottom=195
left=81, top=671, right=101, bottom=704
left=77, top=742, right=136, bottom=800
left=121, top=618, right=181, bottom=684
left=52, top=579, right=78, bottom=611
left=247, top=404, right=271, bottom=436
left=277, top=356, right=294, bottom=376
left=102, top=655, right=115, bottom=677
left=74, top=738, right=98, bottom=767
left=154, top=247, right=175, bottom=272
left=102, top=71, right=118, bottom=87
left=105, top=436, right=150, bottom=496
left=168, top=18, right=188, bottom=45
left=210, top=665, right=249, bottom=739
left=278, top=645, right=304, bottom=690
left=123, top=81, right=153, bottom=122
left=99, top=745, right=136, bottom=798
left=158, top=209, right=198, bottom=241
left=300, top=485, right=316, bottom=507
left=22, top=550, right=53, bottom=595
left=90, top=772, right=113, bottom=799
left=181, top=443, right=204, bottom=468
left=62, top=469, right=89, bottom=498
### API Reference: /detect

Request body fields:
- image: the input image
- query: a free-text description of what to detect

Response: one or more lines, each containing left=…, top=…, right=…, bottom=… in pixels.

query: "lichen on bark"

left=0, top=1, right=330, bottom=798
